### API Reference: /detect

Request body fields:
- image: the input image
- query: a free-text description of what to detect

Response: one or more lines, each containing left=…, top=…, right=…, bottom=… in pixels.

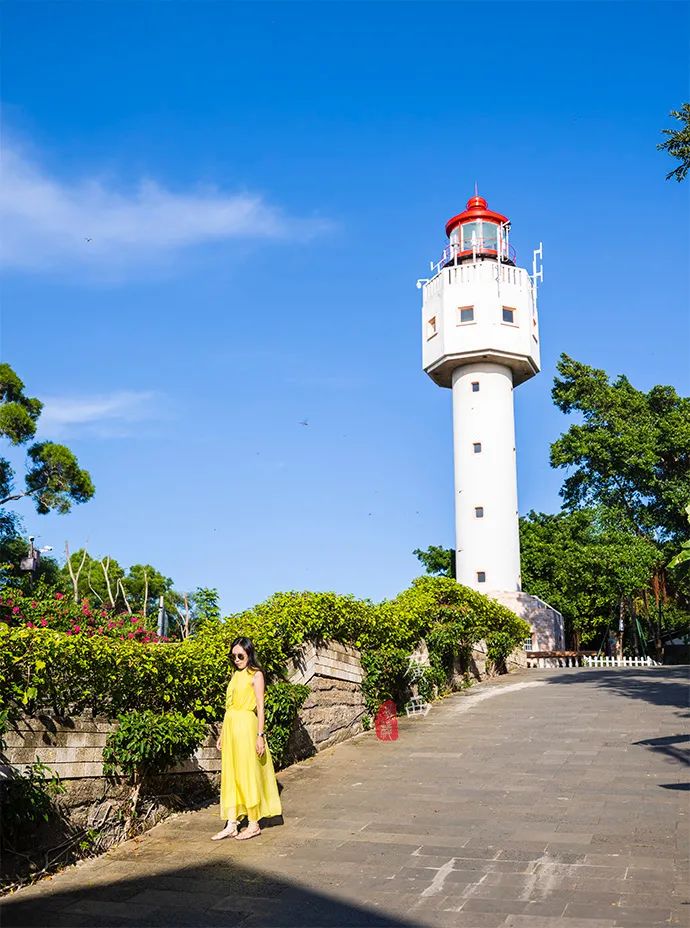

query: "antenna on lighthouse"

left=531, top=242, right=544, bottom=309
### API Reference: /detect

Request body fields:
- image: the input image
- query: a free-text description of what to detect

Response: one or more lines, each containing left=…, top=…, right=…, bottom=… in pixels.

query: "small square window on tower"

left=473, top=442, right=482, bottom=453
left=477, top=571, right=486, bottom=583
left=475, top=506, right=484, bottom=518
left=426, top=316, right=437, bottom=339
left=458, top=306, right=474, bottom=324
left=471, top=381, right=480, bottom=392
left=502, top=306, right=516, bottom=324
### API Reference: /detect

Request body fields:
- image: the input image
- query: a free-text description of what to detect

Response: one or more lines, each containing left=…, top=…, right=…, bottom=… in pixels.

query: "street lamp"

left=19, top=537, right=53, bottom=576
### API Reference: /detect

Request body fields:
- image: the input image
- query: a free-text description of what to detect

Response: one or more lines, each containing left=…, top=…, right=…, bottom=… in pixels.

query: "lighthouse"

left=420, top=194, right=564, bottom=650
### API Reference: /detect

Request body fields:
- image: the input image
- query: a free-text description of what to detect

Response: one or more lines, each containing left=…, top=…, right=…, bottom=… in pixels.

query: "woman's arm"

left=253, top=671, right=266, bottom=757
left=215, top=722, right=223, bottom=751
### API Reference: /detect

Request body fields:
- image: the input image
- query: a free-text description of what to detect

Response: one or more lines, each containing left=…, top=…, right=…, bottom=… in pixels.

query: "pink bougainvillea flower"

left=26, top=621, right=35, bottom=628
left=100, top=610, right=108, bottom=618
left=12, top=606, right=20, bottom=614
left=127, top=632, right=135, bottom=639
left=31, top=601, right=38, bottom=608
left=40, top=619, right=48, bottom=627
left=55, top=592, right=65, bottom=600
left=72, top=624, right=81, bottom=633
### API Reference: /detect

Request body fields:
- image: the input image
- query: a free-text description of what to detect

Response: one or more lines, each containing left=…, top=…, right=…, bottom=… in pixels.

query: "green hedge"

left=0, top=576, right=528, bottom=721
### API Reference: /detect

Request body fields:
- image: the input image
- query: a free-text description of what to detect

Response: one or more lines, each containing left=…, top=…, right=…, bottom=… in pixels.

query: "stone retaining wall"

left=0, top=715, right=222, bottom=780
left=286, top=641, right=366, bottom=755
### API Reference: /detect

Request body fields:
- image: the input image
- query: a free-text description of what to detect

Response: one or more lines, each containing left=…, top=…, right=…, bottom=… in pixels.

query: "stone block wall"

left=1, top=715, right=110, bottom=779
left=286, top=641, right=366, bottom=754
left=0, top=715, right=222, bottom=780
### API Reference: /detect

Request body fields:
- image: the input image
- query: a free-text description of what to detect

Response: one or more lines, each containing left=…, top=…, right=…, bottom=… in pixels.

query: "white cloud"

left=39, top=390, right=162, bottom=438
left=0, top=143, right=329, bottom=275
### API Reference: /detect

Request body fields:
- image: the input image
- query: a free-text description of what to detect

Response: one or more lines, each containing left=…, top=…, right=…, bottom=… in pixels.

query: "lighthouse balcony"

left=428, top=240, right=517, bottom=279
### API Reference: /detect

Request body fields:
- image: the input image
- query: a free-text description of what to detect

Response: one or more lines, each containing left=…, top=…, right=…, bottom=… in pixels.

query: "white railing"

left=526, top=655, right=584, bottom=669
left=405, top=696, right=431, bottom=717
left=583, top=656, right=661, bottom=669
left=525, top=653, right=661, bottom=670
left=428, top=239, right=517, bottom=278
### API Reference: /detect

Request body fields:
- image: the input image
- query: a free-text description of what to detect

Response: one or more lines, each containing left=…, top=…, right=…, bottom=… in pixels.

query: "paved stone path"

left=3, top=667, right=688, bottom=927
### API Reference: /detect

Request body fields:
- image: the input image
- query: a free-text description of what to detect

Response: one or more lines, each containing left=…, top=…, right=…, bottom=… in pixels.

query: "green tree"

left=190, top=587, right=221, bottom=632
left=520, top=509, right=660, bottom=649
left=0, top=364, right=94, bottom=515
left=61, top=549, right=182, bottom=622
left=658, top=103, right=690, bottom=182
left=668, top=503, right=690, bottom=570
left=123, top=563, right=178, bottom=618
left=413, top=545, right=455, bottom=578
left=550, top=354, right=690, bottom=543
left=550, top=355, right=690, bottom=653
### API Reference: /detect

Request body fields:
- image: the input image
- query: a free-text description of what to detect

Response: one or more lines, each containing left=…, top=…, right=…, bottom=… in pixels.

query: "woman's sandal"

left=211, top=824, right=238, bottom=841
left=235, top=826, right=261, bottom=841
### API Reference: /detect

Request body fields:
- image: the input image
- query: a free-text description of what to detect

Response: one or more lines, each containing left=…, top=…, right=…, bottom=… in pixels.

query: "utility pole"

left=157, top=595, right=167, bottom=638
left=617, top=598, right=625, bottom=662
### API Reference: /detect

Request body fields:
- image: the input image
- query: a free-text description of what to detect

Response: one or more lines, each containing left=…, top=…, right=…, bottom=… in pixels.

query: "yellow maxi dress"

left=219, top=668, right=282, bottom=822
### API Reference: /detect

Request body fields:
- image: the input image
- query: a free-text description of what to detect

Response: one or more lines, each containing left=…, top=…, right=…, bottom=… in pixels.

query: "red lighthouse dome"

left=444, top=194, right=514, bottom=265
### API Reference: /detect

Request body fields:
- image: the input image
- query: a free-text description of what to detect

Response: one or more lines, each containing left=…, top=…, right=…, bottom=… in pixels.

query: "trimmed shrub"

left=0, top=577, right=529, bottom=727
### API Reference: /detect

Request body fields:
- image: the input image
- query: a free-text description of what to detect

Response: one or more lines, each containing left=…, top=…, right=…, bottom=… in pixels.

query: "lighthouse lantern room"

left=445, top=194, right=513, bottom=264
left=419, top=193, right=564, bottom=652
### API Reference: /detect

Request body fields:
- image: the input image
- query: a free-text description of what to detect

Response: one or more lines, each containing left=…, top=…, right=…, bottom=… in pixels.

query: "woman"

left=212, top=637, right=282, bottom=841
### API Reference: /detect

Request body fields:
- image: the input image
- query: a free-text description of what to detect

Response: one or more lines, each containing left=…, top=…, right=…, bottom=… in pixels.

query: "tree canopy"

left=0, top=364, right=94, bottom=515
left=60, top=548, right=181, bottom=619
left=412, top=545, right=454, bottom=578
left=550, top=354, right=690, bottom=543
left=520, top=508, right=662, bottom=647
left=658, top=103, right=690, bottom=182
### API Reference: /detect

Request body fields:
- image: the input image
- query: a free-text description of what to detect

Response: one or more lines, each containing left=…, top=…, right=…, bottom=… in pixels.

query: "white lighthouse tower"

left=420, top=193, right=564, bottom=650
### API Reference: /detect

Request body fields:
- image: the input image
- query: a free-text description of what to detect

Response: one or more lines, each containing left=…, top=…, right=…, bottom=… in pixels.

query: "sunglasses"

left=232, top=652, right=247, bottom=661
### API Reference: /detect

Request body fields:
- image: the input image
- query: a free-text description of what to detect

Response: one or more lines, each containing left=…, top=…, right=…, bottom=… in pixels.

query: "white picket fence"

left=583, top=656, right=660, bottom=669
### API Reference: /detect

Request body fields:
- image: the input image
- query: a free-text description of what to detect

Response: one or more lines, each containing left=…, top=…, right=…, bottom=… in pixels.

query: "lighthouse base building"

left=420, top=194, right=564, bottom=654
left=492, top=592, right=564, bottom=653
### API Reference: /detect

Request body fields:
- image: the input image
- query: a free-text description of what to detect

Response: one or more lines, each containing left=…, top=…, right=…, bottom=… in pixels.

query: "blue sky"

left=2, top=1, right=688, bottom=613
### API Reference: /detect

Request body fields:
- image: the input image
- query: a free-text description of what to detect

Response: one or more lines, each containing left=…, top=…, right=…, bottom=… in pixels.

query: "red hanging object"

left=374, top=699, right=399, bottom=741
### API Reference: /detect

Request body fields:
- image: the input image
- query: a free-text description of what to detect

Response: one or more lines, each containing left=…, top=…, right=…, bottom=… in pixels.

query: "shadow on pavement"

left=0, top=858, right=424, bottom=928
left=633, top=732, right=690, bottom=767
left=543, top=666, right=690, bottom=715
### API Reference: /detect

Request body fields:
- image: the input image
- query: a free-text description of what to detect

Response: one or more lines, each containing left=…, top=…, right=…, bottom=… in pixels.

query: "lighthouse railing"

left=429, top=240, right=517, bottom=278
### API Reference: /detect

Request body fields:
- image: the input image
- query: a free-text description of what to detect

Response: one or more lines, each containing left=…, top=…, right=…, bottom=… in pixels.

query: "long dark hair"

left=230, top=637, right=263, bottom=672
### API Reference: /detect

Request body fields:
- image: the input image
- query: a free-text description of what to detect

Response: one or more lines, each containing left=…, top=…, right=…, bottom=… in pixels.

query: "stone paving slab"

left=2, top=667, right=688, bottom=927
